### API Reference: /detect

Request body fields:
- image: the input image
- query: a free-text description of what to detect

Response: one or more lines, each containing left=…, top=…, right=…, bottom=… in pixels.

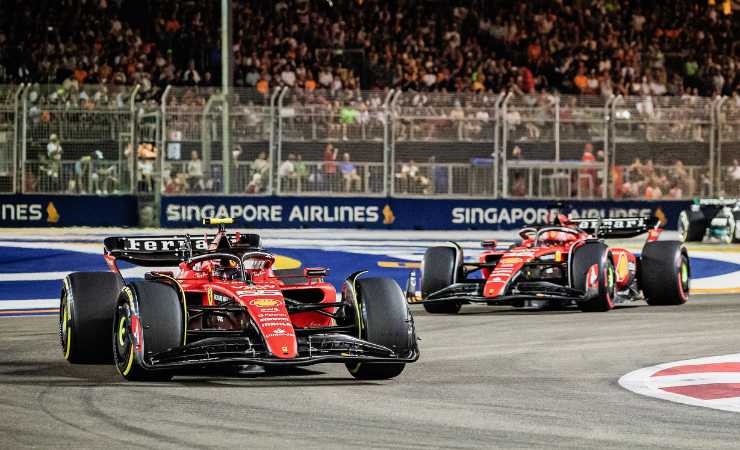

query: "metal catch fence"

left=1, top=84, right=736, bottom=202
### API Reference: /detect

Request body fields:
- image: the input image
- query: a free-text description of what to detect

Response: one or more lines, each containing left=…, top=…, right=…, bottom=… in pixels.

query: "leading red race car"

left=411, top=214, right=689, bottom=313
left=60, top=218, right=418, bottom=381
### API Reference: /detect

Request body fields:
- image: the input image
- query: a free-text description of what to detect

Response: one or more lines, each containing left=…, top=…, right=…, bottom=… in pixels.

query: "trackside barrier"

left=0, top=194, right=138, bottom=227
left=0, top=194, right=688, bottom=229
left=161, top=196, right=690, bottom=231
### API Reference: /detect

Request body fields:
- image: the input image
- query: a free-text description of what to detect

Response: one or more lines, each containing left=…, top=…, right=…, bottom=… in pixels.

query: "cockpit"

left=188, top=251, right=275, bottom=282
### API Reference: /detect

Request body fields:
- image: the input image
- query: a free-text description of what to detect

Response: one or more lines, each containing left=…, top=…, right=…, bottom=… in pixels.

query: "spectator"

left=644, top=176, right=663, bottom=200
left=294, top=153, right=308, bottom=187
left=579, top=143, right=597, bottom=197
left=246, top=172, right=264, bottom=194
left=278, top=153, right=297, bottom=191
left=39, top=134, right=63, bottom=192
left=47, top=134, right=62, bottom=160
left=253, top=151, right=269, bottom=176
left=728, top=159, right=740, bottom=195
left=323, top=143, right=338, bottom=190
left=186, top=150, right=205, bottom=191
left=340, top=152, right=361, bottom=192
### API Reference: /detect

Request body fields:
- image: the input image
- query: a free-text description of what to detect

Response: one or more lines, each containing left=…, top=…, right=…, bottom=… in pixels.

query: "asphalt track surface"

left=2, top=296, right=740, bottom=449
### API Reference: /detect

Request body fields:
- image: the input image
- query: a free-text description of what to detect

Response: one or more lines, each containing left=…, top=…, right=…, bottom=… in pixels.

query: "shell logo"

left=500, top=257, right=521, bottom=264
left=249, top=299, right=280, bottom=308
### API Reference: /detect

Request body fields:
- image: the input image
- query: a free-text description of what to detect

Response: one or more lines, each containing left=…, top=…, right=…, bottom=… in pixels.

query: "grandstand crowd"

left=1, top=0, right=739, bottom=98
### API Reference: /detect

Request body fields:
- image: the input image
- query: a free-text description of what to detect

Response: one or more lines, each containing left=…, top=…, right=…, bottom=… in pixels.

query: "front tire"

left=60, top=272, right=123, bottom=363
left=420, top=245, right=462, bottom=314
left=640, top=241, right=689, bottom=305
left=345, top=277, right=416, bottom=380
left=113, top=281, right=185, bottom=381
left=571, top=241, right=615, bottom=312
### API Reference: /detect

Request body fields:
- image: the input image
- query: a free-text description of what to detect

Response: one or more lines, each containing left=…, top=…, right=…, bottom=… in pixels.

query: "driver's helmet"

left=540, top=229, right=577, bottom=245
left=214, top=258, right=241, bottom=280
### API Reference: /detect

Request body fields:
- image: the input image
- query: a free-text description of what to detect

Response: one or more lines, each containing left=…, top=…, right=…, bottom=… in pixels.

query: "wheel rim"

left=678, top=211, right=689, bottom=241
left=59, top=292, right=72, bottom=359
left=606, top=263, right=615, bottom=303
left=114, top=304, right=135, bottom=375
left=679, top=256, right=689, bottom=293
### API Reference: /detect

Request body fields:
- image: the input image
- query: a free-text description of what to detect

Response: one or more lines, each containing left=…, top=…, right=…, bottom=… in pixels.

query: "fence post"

left=201, top=93, right=220, bottom=186
left=501, top=92, right=512, bottom=197
left=554, top=95, right=560, bottom=162
left=382, top=89, right=394, bottom=197
left=388, top=90, right=402, bottom=197
left=603, top=95, right=615, bottom=199
left=159, top=85, right=171, bottom=194
left=713, top=96, right=727, bottom=195
left=20, top=84, right=31, bottom=193
left=128, top=84, right=140, bottom=194
left=609, top=95, right=622, bottom=197
left=268, top=87, right=281, bottom=195
left=493, top=92, right=505, bottom=198
left=12, top=84, right=24, bottom=193
left=275, top=87, right=288, bottom=195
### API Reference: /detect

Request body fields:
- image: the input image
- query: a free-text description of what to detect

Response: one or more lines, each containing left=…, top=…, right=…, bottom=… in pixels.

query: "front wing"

left=141, top=334, right=419, bottom=371
left=410, top=280, right=588, bottom=307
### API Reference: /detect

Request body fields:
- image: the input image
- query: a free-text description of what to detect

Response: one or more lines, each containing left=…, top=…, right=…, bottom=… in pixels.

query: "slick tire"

left=640, top=241, right=689, bottom=306
left=678, top=209, right=706, bottom=242
left=571, top=241, right=616, bottom=312
left=346, top=277, right=415, bottom=380
left=60, top=272, right=123, bottom=364
left=113, top=281, right=185, bottom=381
left=420, top=246, right=462, bottom=314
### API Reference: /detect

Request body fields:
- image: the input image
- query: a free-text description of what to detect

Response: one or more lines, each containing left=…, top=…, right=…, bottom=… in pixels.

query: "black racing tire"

left=60, top=272, right=123, bottom=364
left=678, top=209, right=706, bottom=242
left=113, top=281, right=185, bottom=381
left=570, top=241, right=616, bottom=312
left=346, top=277, right=416, bottom=380
left=420, top=246, right=462, bottom=314
left=640, top=241, right=690, bottom=306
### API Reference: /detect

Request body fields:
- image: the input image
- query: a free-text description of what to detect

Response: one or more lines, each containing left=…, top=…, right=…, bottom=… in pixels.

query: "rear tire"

left=113, top=281, right=185, bottom=381
left=640, top=241, right=689, bottom=305
left=346, top=277, right=416, bottom=380
left=60, top=272, right=123, bottom=363
left=571, top=241, right=615, bottom=312
left=678, top=209, right=706, bottom=242
left=420, top=246, right=462, bottom=314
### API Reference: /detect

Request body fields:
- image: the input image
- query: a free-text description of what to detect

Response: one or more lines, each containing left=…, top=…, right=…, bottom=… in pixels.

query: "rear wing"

left=104, top=233, right=261, bottom=266
left=570, top=216, right=660, bottom=239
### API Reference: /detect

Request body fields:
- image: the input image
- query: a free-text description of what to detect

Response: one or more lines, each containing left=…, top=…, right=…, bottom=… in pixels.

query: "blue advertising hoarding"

left=0, top=194, right=139, bottom=227
left=161, top=196, right=691, bottom=230
left=0, top=193, right=690, bottom=230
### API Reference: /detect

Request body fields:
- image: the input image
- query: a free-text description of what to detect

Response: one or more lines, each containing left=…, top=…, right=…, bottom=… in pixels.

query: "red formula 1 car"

left=60, top=218, right=418, bottom=381
left=411, top=215, right=689, bottom=313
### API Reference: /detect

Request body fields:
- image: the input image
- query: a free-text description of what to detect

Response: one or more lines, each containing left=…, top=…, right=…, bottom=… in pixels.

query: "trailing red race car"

left=410, top=214, right=689, bottom=313
left=60, top=218, right=418, bottom=381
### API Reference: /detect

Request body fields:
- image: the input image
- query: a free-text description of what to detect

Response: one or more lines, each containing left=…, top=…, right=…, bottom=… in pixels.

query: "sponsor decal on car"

left=249, top=299, right=281, bottom=308
left=500, top=257, right=522, bottom=264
